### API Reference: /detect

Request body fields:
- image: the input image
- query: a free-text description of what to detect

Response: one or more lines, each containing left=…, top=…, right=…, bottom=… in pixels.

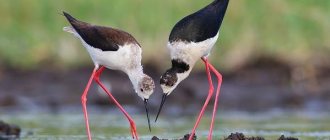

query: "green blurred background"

left=1, top=0, right=329, bottom=71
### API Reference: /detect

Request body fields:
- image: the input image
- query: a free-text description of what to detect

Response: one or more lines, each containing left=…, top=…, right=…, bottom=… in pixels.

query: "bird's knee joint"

left=81, top=97, right=87, bottom=103
left=210, top=87, right=214, bottom=92
left=93, top=76, right=100, bottom=82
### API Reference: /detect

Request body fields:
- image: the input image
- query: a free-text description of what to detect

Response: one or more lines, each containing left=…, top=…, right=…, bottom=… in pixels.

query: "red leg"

left=189, top=57, right=214, bottom=140
left=81, top=67, right=98, bottom=140
left=206, top=62, right=223, bottom=140
left=93, top=66, right=139, bottom=140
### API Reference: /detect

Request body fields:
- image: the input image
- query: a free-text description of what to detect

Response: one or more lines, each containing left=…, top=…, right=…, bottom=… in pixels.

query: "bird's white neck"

left=126, top=66, right=144, bottom=92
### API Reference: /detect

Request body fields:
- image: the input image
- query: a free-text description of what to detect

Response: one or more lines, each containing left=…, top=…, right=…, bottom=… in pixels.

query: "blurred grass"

left=0, top=0, right=329, bottom=70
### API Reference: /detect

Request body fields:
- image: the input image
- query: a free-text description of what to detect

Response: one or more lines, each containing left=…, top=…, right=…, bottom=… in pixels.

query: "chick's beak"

left=144, top=98, right=151, bottom=132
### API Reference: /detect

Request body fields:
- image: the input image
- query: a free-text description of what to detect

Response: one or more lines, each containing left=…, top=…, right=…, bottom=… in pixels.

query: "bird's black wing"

left=63, top=12, right=139, bottom=51
left=169, top=0, right=229, bottom=43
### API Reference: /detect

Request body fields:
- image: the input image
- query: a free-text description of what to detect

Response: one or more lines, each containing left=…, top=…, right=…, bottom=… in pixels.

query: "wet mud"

left=152, top=133, right=196, bottom=140
left=224, top=132, right=298, bottom=140
left=0, top=120, right=20, bottom=140
left=151, top=132, right=298, bottom=140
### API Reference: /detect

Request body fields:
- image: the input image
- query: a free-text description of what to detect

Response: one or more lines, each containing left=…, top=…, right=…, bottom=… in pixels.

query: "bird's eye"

left=140, top=88, right=144, bottom=92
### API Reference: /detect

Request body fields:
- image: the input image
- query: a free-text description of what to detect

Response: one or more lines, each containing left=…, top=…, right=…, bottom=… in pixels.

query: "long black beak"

left=155, top=94, right=168, bottom=122
left=144, top=99, right=151, bottom=132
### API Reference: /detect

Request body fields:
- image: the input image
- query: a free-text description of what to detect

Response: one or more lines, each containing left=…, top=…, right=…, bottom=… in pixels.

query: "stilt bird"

left=155, top=0, right=229, bottom=139
left=63, top=12, right=155, bottom=140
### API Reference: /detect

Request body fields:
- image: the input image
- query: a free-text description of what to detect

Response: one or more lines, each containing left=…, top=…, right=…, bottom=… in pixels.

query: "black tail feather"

left=62, top=11, right=89, bottom=34
left=62, top=11, right=79, bottom=24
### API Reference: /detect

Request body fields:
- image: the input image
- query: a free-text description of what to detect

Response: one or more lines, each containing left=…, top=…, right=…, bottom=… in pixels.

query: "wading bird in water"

left=155, top=0, right=229, bottom=139
left=63, top=12, right=154, bottom=140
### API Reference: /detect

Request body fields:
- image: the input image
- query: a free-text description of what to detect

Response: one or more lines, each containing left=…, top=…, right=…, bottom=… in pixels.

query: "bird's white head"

left=134, top=73, right=154, bottom=131
left=160, top=69, right=180, bottom=95
left=136, top=74, right=155, bottom=100
left=160, top=59, right=191, bottom=96
left=155, top=59, right=191, bottom=122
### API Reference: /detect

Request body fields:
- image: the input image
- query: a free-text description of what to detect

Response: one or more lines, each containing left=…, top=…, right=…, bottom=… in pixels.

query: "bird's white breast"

left=167, top=32, right=219, bottom=66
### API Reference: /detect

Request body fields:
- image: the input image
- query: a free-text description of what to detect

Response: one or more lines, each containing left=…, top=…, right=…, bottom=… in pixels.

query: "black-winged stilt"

left=62, top=12, right=155, bottom=140
left=155, top=0, right=229, bottom=139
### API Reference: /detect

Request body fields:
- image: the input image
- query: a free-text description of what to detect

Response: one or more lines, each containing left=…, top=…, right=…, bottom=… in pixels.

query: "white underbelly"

left=168, top=32, right=219, bottom=65
left=82, top=42, right=141, bottom=71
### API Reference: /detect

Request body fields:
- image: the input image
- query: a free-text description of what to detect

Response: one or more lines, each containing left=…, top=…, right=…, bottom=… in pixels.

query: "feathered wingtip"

left=213, top=0, right=229, bottom=7
left=62, top=11, right=78, bottom=24
left=215, top=0, right=229, bottom=3
left=213, top=0, right=229, bottom=26
left=62, top=11, right=88, bottom=33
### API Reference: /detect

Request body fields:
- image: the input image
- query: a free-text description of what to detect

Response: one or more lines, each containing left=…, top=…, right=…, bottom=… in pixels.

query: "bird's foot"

left=129, top=121, right=138, bottom=140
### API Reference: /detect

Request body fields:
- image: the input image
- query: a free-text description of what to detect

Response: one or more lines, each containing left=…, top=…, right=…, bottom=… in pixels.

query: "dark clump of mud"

left=278, top=135, right=299, bottom=140
left=151, top=136, right=160, bottom=140
left=152, top=133, right=299, bottom=140
left=0, top=120, right=21, bottom=140
left=224, top=133, right=299, bottom=140
left=181, top=133, right=197, bottom=140
left=151, top=133, right=196, bottom=140
left=224, top=132, right=264, bottom=140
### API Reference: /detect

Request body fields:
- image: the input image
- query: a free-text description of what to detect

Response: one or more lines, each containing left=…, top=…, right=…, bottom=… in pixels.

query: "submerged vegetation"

left=0, top=0, right=329, bottom=70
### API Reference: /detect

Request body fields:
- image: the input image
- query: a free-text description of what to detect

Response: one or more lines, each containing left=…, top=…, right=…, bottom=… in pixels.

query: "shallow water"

left=2, top=111, right=330, bottom=140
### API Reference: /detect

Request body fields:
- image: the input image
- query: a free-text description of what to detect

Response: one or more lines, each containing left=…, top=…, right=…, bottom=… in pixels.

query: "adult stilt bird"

left=155, top=0, right=229, bottom=139
left=63, top=12, right=154, bottom=140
